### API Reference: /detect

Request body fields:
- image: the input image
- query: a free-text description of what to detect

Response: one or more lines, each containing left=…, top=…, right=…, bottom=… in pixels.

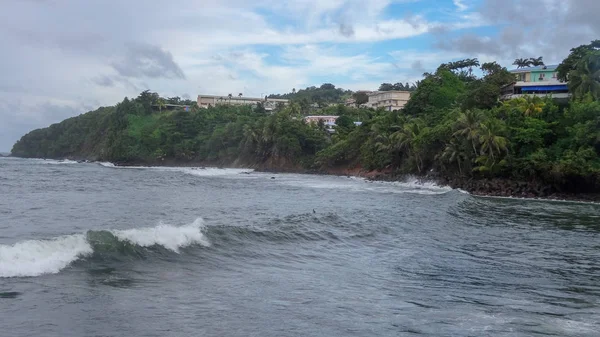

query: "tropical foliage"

left=11, top=43, right=600, bottom=193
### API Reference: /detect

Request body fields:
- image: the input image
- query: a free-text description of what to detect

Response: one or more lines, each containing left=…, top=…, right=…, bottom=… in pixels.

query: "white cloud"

left=453, top=0, right=469, bottom=11
left=0, top=0, right=488, bottom=150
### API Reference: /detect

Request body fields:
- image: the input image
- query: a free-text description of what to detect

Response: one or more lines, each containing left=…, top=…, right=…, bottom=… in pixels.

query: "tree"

left=136, top=90, right=160, bottom=114
left=393, top=122, right=425, bottom=172
left=438, top=58, right=480, bottom=81
left=438, top=140, right=468, bottom=174
left=353, top=92, right=369, bottom=106
left=238, top=93, right=243, bottom=98
left=335, top=115, right=354, bottom=129
left=378, top=83, right=395, bottom=91
left=568, top=51, right=600, bottom=100
left=403, top=69, right=466, bottom=115
left=513, top=58, right=531, bottom=69
left=228, top=93, right=233, bottom=104
left=157, top=98, right=166, bottom=113
left=481, top=62, right=504, bottom=76
left=478, top=119, right=508, bottom=161
left=518, top=96, right=545, bottom=116
left=529, top=56, right=544, bottom=67
left=557, top=40, right=600, bottom=82
left=453, top=109, right=485, bottom=157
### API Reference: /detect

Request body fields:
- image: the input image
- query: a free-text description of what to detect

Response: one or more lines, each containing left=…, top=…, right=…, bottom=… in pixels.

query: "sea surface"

left=1, top=157, right=599, bottom=336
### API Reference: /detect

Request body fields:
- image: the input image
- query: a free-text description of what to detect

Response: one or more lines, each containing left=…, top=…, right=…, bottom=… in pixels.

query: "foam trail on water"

left=0, top=234, right=93, bottom=278
left=96, top=163, right=253, bottom=177
left=0, top=218, right=208, bottom=278
left=177, top=167, right=254, bottom=177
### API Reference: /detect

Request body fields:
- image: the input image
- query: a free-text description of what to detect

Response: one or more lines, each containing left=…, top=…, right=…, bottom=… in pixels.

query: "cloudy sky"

left=1, top=0, right=599, bottom=151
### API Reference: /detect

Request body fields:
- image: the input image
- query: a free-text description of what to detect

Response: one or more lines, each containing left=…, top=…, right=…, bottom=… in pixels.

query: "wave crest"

left=0, top=218, right=208, bottom=278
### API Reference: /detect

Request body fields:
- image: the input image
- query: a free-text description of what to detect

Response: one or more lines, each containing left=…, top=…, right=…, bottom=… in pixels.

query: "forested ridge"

left=11, top=41, right=600, bottom=197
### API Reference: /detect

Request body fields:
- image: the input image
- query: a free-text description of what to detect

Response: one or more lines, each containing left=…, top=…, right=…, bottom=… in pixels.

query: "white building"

left=304, top=115, right=338, bottom=133
left=365, top=91, right=411, bottom=111
left=197, top=95, right=289, bottom=111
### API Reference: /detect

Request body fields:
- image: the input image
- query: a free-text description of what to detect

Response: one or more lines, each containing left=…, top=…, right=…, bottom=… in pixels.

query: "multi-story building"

left=501, top=65, right=570, bottom=100
left=197, top=95, right=289, bottom=111
left=364, top=91, right=411, bottom=111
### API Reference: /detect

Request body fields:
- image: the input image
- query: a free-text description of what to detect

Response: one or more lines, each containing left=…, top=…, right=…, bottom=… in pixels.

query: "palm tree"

left=519, top=96, right=545, bottom=116
left=529, top=56, right=545, bottom=67
left=568, top=51, right=600, bottom=100
left=228, top=93, right=233, bottom=104
left=478, top=120, right=508, bottom=161
left=292, top=88, right=296, bottom=94
left=513, top=58, right=527, bottom=69
left=157, top=98, right=166, bottom=113
left=438, top=140, right=468, bottom=175
left=392, top=122, right=424, bottom=172
left=453, top=109, right=485, bottom=157
left=238, top=93, right=243, bottom=98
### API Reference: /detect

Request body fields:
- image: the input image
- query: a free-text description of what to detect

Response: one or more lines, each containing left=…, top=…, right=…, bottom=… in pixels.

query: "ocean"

left=1, top=157, right=599, bottom=336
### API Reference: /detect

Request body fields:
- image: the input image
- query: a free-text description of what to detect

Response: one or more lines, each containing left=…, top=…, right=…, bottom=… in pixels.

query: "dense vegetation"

left=12, top=41, right=600, bottom=195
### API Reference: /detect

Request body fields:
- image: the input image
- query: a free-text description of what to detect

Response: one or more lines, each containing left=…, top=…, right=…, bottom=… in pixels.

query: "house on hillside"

left=364, top=91, right=411, bottom=111
left=304, top=115, right=339, bottom=133
left=501, top=65, right=570, bottom=101
left=197, top=94, right=289, bottom=111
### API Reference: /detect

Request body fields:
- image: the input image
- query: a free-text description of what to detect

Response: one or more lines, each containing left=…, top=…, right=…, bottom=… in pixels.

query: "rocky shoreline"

left=299, top=166, right=600, bottom=203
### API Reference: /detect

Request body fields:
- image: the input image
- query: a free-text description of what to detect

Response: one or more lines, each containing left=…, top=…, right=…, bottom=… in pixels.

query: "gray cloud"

left=411, top=60, right=424, bottom=72
left=91, top=75, right=114, bottom=87
left=110, top=43, right=186, bottom=79
left=90, top=75, right=142, bottom=92
left=435, top=34, right=504, bottom=57
left=338, top=23, right=355, bottom=37
left=435, top=0, right=600, bottom=63
left=404, top=13, right=422, bottom=30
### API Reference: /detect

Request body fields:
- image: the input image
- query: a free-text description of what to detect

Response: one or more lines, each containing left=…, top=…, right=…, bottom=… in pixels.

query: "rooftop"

left=368, top=90, right=412, bottom=96
left=197, top=94, right=289, bottom=102
left=514, top=80, right=565, bottom=87
left=509, top=64, right=559, bottom=73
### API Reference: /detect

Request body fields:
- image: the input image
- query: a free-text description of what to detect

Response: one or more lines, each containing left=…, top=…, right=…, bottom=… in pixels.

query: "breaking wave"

left=96, top=161, right=115, bottom=167
left=0, top=218, right=208, bottom=278
left=279, top=175, right=454, bottom=195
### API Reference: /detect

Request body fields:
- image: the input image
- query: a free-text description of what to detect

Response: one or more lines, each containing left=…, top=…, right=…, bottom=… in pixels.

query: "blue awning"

left=521, top=85, right=568, bottom=92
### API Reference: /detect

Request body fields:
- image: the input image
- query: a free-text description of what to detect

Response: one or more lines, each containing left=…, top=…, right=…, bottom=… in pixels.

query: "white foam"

left=474, top=193, right=600, bottom=205
left=112, top=218, right=210, bottom=252
left=99, top=164, right=254, bottom=177
left=0, top=234, right=93, bottom=278
left=97, top=161, right=115, bottom=167
left=277, top=175, right=454, bottom=195
left=0, top=219, right=210, bottom=278
left=177, top=167, right=254, bottom=177
left=386, top=177, right=454, bottom=195
left=42, top=159, right=80, bottom=165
